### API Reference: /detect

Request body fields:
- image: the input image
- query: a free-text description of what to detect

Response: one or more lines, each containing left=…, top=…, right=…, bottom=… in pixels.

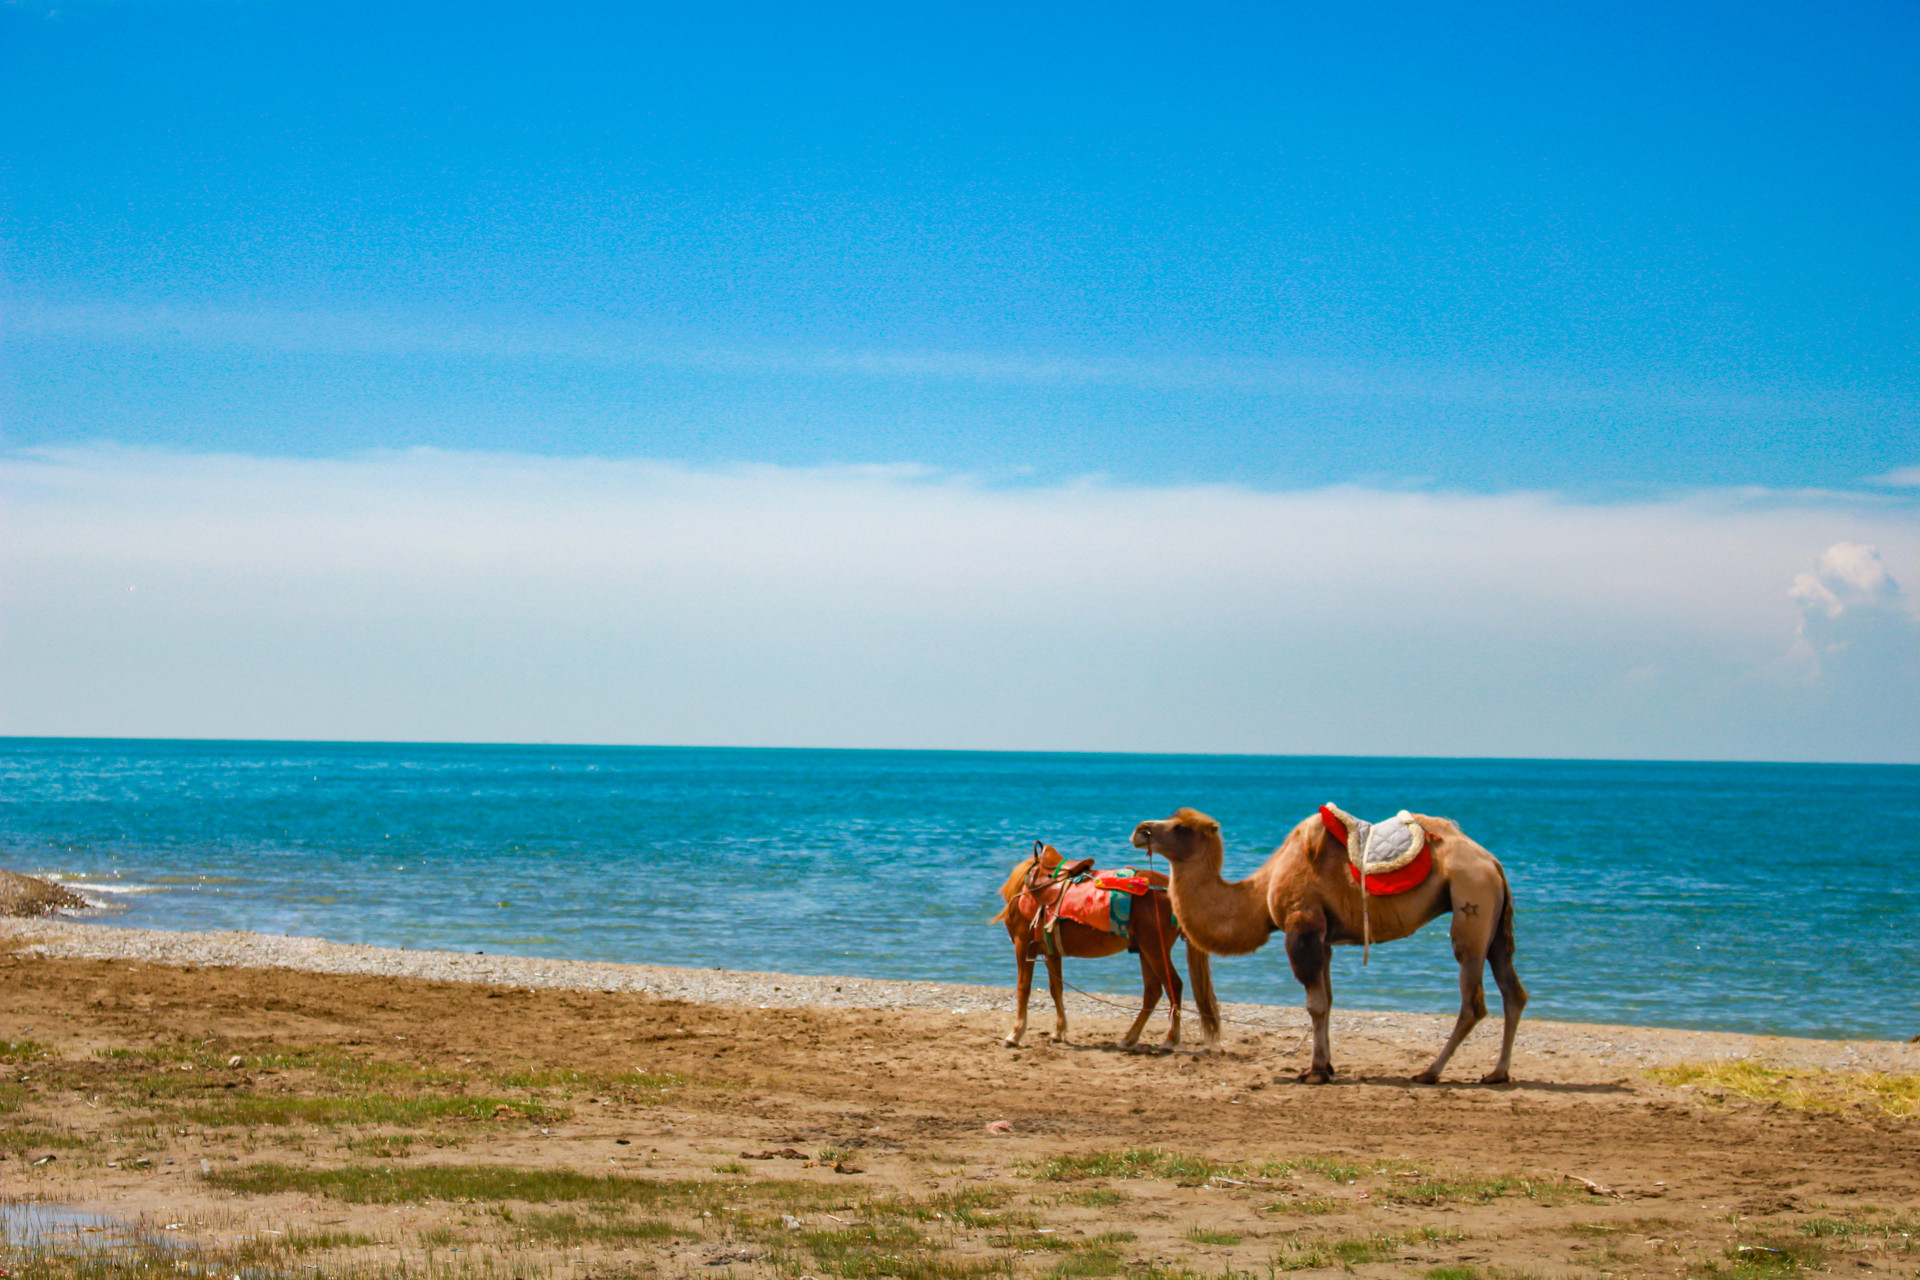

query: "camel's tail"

left=990, top=842, right=1061, bottom=924
left=1488, top=865, right=1518, bottom=968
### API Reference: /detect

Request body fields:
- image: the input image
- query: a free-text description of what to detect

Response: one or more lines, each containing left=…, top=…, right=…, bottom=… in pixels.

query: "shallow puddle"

left=0, top=1200, right=160, bottom=1251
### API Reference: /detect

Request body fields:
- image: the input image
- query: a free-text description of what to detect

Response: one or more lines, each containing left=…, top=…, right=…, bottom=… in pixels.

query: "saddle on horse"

left=1018, top=843, right=1170, bottom=953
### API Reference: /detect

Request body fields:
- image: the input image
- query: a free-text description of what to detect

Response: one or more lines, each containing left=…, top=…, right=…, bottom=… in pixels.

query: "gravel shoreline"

left=5, top=915, right=1915, bottom=1074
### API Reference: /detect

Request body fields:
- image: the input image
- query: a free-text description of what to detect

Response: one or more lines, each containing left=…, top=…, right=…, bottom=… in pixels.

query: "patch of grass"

left=176, top=1093, right=560, bottom=1128
left=1689, top=1238, right=1827, bottom=1278
left=1046, top=1246, right=1124, bottom=1277
left=1061, top=1188, right=1127, bottom=1208
left=1185, top=1226, right=1242, bottom=1245
left=714, top=1160, right=751, bottom=1174
left=0, top=1038, right=47, bottom=1063
left=337, top=1132, right=425, bottom=1158
left=997, top=1229, right=1078, bottom=1253
left=208, top=1161, right=860, bottom=1220
left=208, top=1161, right=689, bottom=1206
left=1019, top=1148, right=1244, bottom=1185
left=1268, top=1240, right=1337, bottom=1271
left=1799, top=1212, right=1920, bottom=1244
left=1126, top=1266, right=1209, bottom=1280
left=795, top=1221, right=1000, bottom=1280
left=1272, top=1226, right=1467, bottom=1271
left=1262, top=1195, right=1340, bottom=1215
left=517, top=1210, right=693, bottom=1246
left=223, top=1226, right=381, bottom=1265
left=1651, top=1060, right=1920, bottom=1118
left=0, top=1124, right=97, bottom=1154
left=911, top=1186, right=1016, bottom=1227
left=1426, top=1268, right=1478, bottom=1280
left=1381, top=1168, right=1573, bottom=1207
left=496, top=1066, right=683, bottom=1098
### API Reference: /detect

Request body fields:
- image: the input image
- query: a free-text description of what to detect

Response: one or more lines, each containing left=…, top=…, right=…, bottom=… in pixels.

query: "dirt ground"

left=2, top=946, right=1916, bottom=1279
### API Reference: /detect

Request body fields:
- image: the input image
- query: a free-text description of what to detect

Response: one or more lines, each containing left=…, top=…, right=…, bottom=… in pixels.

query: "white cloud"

left=4, top=445, right=1918, bottom=761
left=1788, top=542, right=1918, bottom=681
left=1871, top=466, right=1920, bottom=488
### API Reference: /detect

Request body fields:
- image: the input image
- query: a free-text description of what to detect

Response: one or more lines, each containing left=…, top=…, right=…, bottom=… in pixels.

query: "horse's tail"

left=991, top=841, right=1061, bottom=924
left=1185, top=940, right=1221, bottom=1047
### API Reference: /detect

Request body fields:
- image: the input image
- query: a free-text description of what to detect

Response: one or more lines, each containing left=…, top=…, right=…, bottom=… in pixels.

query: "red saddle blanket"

left=1021, top=865, right=1169, bottom=936
left=1053, top=880, right=1119, bottom=932
left=1344, top=851, right=1432, bottom=895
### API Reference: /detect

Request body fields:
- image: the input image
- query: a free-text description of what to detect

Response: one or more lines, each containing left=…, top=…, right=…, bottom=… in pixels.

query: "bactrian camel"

left=1131, top=807, right=1524, bottom=1084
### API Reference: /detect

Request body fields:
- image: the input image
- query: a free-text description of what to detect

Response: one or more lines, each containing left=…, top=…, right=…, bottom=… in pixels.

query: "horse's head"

left=1130, top=808, right=1222, bottom=864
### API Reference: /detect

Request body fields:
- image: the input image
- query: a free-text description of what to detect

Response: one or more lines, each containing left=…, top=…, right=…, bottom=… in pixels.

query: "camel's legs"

left=1481, top=892, right=1527, bottom=1083
left=1043, top=950, right=1068, bottom=1042
left=1186, top=944, right=1220, bottom=1049
left=1415, top=895, right=1502, bottom=1083
left=1416, top=951, right=1487, bottom=1083
left=1285, top=926, right=1335, bottom=1083
left=1004, top=936, right=1036, bottom=1048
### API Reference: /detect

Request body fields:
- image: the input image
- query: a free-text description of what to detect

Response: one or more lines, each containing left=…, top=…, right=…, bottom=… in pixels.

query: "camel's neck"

left=1166, top=852, right=1273, bottom=956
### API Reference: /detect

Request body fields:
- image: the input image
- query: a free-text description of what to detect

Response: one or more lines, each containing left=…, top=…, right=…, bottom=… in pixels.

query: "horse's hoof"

left=1298, top=1068, right=1333, bottom=1085
left=1003, top=1038, right=1020, bottom=1049
left=1412, top=1070, right=1442, bottom=1085
left=1479, top=1069, right=1510, bottom=1084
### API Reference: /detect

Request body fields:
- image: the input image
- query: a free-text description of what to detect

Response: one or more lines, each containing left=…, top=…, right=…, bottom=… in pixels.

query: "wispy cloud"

left=7, top=299, right=1868, bottom=418
left=6, top=445, right=1916, bottom=760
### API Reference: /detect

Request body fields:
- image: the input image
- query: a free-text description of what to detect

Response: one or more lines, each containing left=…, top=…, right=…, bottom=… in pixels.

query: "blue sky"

left=4, top=0, right=1917, bottom=758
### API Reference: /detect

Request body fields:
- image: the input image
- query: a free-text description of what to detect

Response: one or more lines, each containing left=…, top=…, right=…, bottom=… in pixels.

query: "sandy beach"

left=3, top=914, right=1917, bottom=1278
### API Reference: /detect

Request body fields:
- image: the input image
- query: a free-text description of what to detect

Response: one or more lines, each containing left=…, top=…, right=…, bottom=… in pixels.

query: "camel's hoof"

left=1479, top=1069, right=1511, bottom=1084
left=1002, top=1038, right=1021, bottom=1049
left=1412, top=1070, right=1442, bottom=1085
left=1298, top=1068, right=1333, bottom=1085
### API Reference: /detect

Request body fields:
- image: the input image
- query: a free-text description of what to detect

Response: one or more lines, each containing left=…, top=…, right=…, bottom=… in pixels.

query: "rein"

left=1020, top=840, right=1077, bottom=956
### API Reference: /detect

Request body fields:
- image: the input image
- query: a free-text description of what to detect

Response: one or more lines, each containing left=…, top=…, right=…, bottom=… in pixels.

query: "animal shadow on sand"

left=1333, top=1074, right=1633, bottom=1095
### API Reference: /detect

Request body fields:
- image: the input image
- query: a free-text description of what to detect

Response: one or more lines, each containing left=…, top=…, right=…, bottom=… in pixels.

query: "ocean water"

left=2, top=738, right=1915, bottom=1042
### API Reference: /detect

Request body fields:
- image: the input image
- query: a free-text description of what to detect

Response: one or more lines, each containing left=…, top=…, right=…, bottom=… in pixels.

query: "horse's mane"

left=990, top=844, right=1062, bottom=923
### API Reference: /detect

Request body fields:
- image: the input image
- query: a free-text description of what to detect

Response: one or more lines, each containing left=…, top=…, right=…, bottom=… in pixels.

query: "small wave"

left=41, top=876, right=173, bottom=907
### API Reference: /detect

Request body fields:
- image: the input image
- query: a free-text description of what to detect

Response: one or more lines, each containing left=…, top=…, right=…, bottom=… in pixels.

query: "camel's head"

left=1130, top=808, right=1222, bottom=864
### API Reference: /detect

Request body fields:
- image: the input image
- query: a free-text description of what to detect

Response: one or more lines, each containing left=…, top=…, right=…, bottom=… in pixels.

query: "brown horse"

left=993, top=843, right=1219, bottom=1050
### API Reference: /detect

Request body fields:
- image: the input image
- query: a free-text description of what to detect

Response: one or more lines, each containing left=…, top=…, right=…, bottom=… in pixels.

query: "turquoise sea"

left=2, top=738, right=1915, bottom=1041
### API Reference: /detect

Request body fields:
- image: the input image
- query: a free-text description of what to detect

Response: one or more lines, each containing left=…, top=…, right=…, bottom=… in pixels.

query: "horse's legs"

left=1004, top=935, right=1036, bottom=1048
left=1043, top=949, right=1068, bottom=1042
left=1149, top=904, right=1183, bottom=1048
left=1285, top=922, right=1335, bottom=1083
left=1120, top=951, right=1162, bottom=1048
left=1482, top=889, right=1527, bottom=1084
